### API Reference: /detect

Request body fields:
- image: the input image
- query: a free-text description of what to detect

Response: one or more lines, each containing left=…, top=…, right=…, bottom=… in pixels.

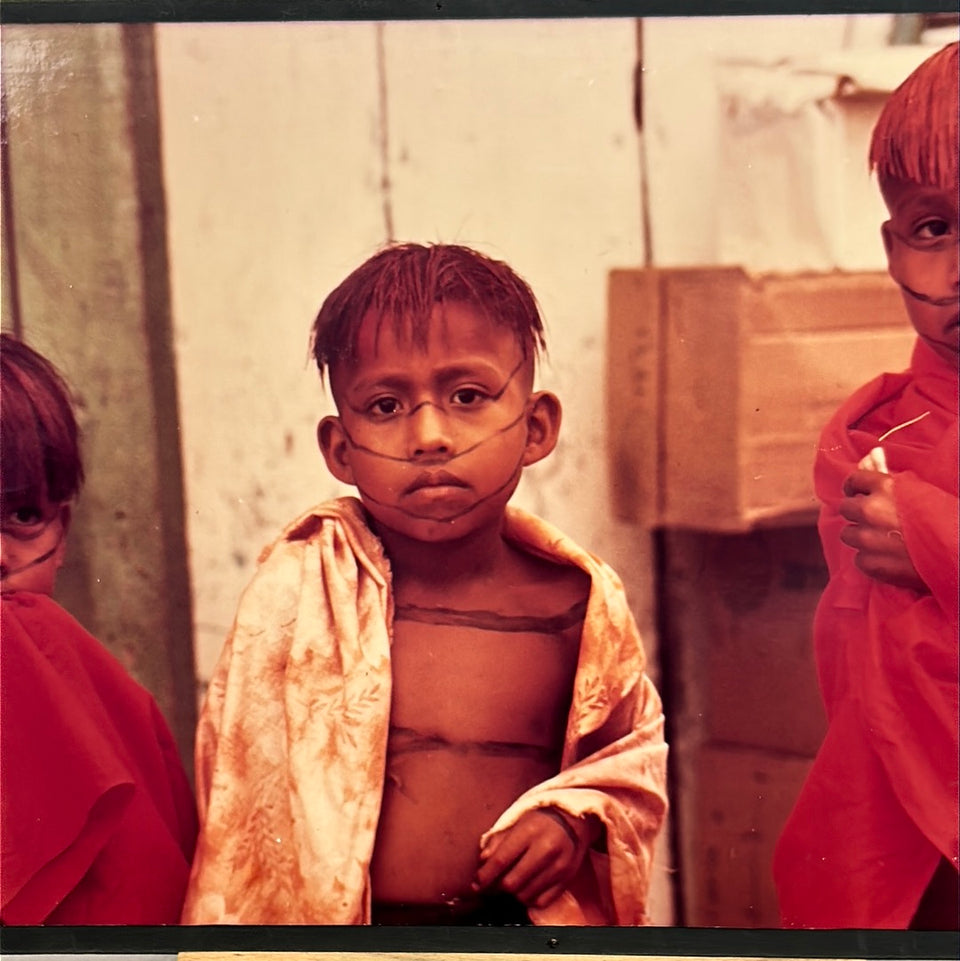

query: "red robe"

left=1, top=592, right=198, bottom=924
left=774, top=339, right=959, bottom=928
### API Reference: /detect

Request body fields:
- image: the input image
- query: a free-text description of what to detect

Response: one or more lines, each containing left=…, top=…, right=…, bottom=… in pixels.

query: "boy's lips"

left=403, top=470, right=469, bottom=495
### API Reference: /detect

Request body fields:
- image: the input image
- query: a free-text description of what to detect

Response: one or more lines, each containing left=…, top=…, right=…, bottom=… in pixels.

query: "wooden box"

left=659, top=525, right=831, bottom=926
left=674, top=743, right=815, bottom=927
left=607, top=266, right=915, bottom=531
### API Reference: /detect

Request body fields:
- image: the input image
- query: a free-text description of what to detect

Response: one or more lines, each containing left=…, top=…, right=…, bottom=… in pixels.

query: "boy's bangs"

left=360, top=252, right=542, bottom=358
left=0, top=339, right=84, bottom=506
left=870, top=42, right=959, bottom=189
left=313, top=244, right=546, bottom=378
left=1, top=387, right=53, bottom=507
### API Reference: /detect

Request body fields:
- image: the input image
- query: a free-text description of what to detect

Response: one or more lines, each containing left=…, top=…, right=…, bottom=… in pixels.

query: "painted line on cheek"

left=0, top=528, right=64, bottom=580
left=340, top=408, right=528, bottom=466
left=344, top=356, right=526, bottom=418
left=897, top=281, right=960, bottom=308
left=354, top=451, right=526, bottom=523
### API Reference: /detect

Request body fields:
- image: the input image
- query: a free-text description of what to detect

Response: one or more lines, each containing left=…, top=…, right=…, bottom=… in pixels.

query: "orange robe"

left=0, top=593, right=198, bottom=924
left=182, top=498, right=668, bottom=925
left=774, top=339, right=959, bottom=928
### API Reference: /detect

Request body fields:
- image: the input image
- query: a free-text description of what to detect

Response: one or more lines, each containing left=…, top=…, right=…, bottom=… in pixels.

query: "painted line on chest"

left=394, top=597, right=588, bottom=634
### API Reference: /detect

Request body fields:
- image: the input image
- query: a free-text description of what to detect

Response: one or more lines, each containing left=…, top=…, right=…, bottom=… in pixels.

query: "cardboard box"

left=607, top=266, right=915, bottom=531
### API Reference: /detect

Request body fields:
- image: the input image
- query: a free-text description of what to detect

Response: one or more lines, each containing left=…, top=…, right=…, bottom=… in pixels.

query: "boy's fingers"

left=497, top=848, right=555, bottom=902
left=530, top=881, right=567, bottom=910
left=842, top=468, right=889, bottom=498
left=474, top=834, right=523, bottom=890
left=838, top=497, right=863, bottom=524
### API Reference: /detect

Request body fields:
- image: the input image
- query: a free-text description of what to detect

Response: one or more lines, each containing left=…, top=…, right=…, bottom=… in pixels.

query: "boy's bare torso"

left=370, top=542, right=590, bottom=906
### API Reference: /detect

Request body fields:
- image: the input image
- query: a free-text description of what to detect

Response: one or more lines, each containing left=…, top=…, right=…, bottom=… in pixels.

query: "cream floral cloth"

left=181, top=497, right=668, bottom=925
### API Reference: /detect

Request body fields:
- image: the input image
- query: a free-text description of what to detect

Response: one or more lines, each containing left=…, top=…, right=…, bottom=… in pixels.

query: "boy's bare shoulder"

left=498, top=539, right=591, bottom=616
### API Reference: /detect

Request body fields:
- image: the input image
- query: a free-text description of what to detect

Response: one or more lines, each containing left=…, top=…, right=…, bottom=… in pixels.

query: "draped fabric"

left=182, top=497, right=668, bottom=925
left=774, top=339, right=959, bottom=928
left=0, top=593, right=198, bottom=924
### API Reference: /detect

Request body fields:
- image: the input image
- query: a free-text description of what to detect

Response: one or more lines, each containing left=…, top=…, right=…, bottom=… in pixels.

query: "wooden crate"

left=659, top=525, right=830, bottom=926
left=659, top=526, right=828, bottom=759
left=673, top=742, right=815, bottom=927
left=607, top=266, right=915, bottom=531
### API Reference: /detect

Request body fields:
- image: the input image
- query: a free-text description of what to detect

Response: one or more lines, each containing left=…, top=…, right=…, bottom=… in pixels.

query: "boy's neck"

left=371, top=515, right=510, bottom=592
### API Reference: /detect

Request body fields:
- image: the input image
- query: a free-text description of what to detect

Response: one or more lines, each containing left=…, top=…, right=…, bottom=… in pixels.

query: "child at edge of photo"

left=0, top=332, right=198, bottom=924
left=180, top=242, right=669, bottom=926
left=773, top=41, right=959, bottom=930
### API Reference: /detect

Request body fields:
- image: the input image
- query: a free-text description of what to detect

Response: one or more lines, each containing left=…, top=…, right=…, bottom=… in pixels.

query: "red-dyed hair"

left=310, top=243, right=547, bottom=383
left=1, top=333, right=84, bottom=507
left=869, top=41, right=959, bottom=192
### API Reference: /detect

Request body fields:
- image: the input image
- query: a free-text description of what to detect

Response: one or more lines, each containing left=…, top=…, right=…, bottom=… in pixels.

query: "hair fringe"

left=1, top=334, right=84, bottom=507
left=869, top=42, right=959, bottom=188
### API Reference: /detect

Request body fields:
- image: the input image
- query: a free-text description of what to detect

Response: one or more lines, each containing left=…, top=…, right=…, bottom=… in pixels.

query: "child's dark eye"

left=11, top=505, right=44, bottom=525
left=450, top=387, right=487, bottom=407
left=907, top=215, right=959, bottom=251
left=368, top=396, right=401, bottom=417
left=915, top=217, right=951, bottom=239
left=2, top=505, right=48, bottom=538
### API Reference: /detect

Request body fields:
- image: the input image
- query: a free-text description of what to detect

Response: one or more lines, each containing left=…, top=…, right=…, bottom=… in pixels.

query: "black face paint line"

left=344, top=355, right=527, bottom=418
left=340, top=407, right=528, bottom=466
left=353, top=450, right=527, bottom=524
left=899, top=282, right=960, bottom=308
left=0, top=528, right=64, bottom=581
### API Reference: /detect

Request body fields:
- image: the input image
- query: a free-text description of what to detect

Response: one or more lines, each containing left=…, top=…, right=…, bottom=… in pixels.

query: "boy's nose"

left=408, top=402, right=452, bottom=459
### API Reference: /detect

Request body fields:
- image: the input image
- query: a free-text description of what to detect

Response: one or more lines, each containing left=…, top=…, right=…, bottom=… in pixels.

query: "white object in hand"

left=857, top=411, right=931, bottom=476
left=858, top=446, right=889, bottom=474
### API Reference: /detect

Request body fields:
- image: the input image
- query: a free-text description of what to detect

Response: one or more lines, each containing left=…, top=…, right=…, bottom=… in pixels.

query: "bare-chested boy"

left=181, top=244, right=668, bottom=926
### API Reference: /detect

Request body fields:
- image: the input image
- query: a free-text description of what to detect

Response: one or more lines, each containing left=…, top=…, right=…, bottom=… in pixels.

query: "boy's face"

left=0, top=496, right=68, bottom=595
left=880, top=176, right=959, bottom=363
left=318, top=302, right=560, bottom=544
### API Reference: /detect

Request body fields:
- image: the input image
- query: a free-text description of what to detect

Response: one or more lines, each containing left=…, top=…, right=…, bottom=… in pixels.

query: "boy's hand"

left=472, top=807, right=598, bottom=910
left=839, top=468, right=928, bottom=593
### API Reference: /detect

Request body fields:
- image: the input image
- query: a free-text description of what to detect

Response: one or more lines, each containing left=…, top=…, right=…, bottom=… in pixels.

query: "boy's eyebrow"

left=347, top=358, right=521, bottom=396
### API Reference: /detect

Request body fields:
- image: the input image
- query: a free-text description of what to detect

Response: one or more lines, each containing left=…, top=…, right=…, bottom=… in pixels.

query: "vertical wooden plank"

left=660, top=267, right=745, bottom=530
left=607, top=268, right=662, bottom=525
left=2, top=23, right=197, bottom=768
left=660, top=526, right=828, bottom=926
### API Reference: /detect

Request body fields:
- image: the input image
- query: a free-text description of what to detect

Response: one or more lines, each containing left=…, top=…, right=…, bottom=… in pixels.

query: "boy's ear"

left=880, top=220, right=895, bottom=261
left=522, top=390, right=562, bottom=467
left=317, top=416, right=355, bottom=485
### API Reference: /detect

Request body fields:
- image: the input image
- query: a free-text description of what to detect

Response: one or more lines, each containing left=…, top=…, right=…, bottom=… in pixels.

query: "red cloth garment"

left=1, top=592, right=198, bottom=924
left=774, top=339, right=959, bottom=928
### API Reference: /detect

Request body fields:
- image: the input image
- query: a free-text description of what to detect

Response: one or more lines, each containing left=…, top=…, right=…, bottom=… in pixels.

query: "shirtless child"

left=182, top=243, right=668, bottom=926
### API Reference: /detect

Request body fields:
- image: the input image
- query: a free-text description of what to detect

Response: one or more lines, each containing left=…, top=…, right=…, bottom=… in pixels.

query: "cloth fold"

left=182, top=497, right=667, bottom=925
left=0, top=592, right=197, bottom=924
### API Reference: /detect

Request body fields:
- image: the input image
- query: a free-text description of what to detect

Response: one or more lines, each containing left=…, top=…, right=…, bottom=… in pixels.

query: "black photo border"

left=1, top=1, right=956, bottom=957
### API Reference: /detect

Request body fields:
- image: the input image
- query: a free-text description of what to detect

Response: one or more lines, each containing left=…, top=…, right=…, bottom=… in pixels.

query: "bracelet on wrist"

left=538, top=806, right=583, bottom=851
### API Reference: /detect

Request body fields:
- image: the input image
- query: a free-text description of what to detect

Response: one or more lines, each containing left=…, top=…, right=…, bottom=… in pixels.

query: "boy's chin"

left=360, top=498, right=504, bottom=546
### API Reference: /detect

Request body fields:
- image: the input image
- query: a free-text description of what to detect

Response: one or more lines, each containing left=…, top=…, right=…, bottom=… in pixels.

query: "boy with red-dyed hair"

left=774, top=43, right=959, bottom=929
left=182, top=243, right=668, bottom=925
left=0, top=333, right=198, bottom=924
